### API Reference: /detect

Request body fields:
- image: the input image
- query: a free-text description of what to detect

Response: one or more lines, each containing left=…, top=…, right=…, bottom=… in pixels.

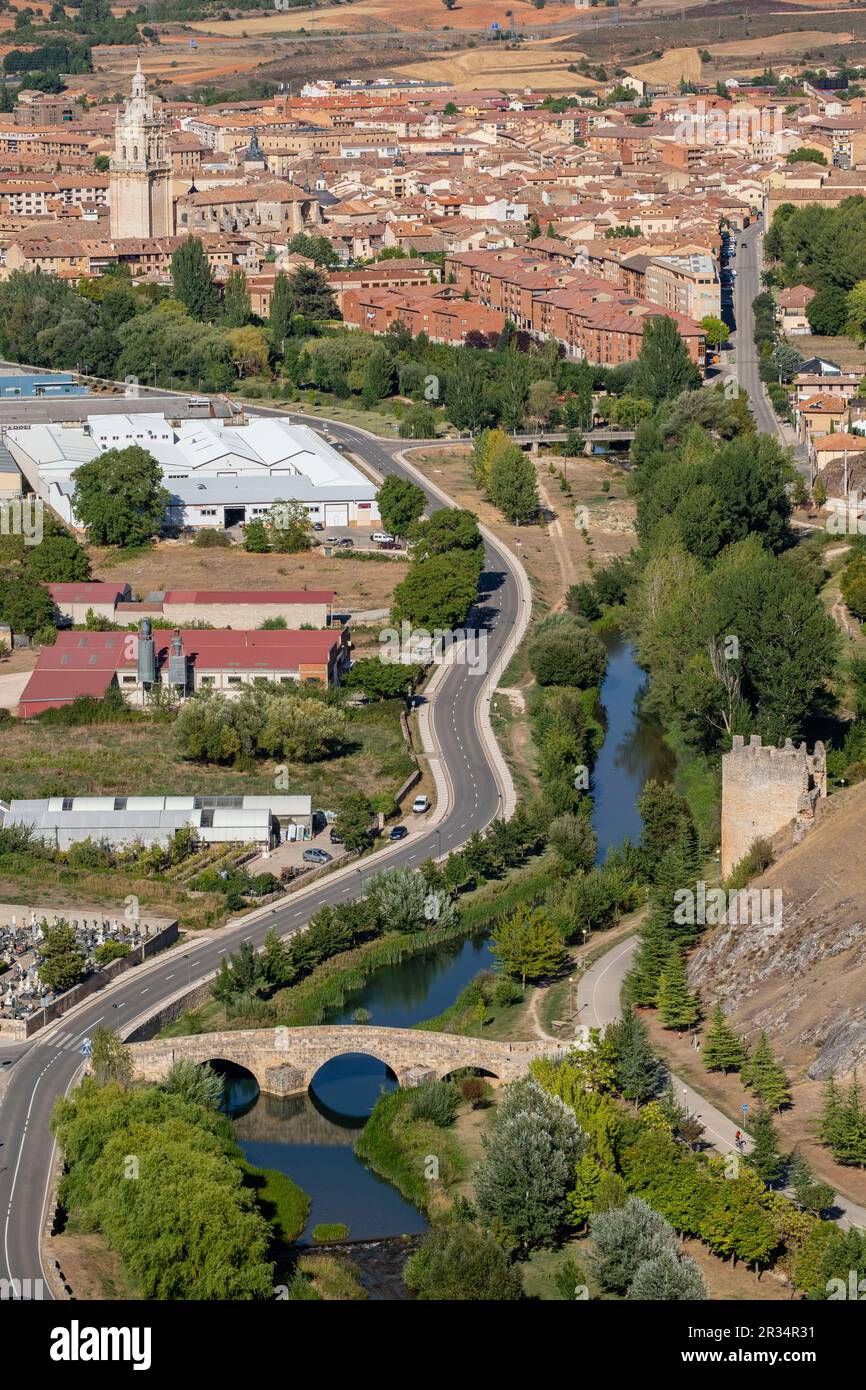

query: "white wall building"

left=3, top=412, right=380, bottom=531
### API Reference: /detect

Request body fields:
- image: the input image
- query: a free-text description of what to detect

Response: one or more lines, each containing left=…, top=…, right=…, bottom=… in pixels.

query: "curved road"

left=0, top=415, right=528, bottom=1298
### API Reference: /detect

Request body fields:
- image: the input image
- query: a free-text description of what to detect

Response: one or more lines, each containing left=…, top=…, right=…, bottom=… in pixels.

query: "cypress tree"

left=701, top=1003, right=746, bottom=1074
left=741, top=1031, right=790, bottom=1110
left=656, top=948, right=701, bottom=1029
left=745, top=1105, right=784, bottom=1186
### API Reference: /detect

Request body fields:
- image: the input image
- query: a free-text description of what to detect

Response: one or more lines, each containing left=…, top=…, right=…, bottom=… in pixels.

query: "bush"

left=460, top=1078, right=486, bottom=1108
left=193, top=529, right=232, bottom=548
left=405, top=1222, right=523, bottom=1300
left=311, top=1222, right=350, bottom=1243
left=408, top=1081, right=459, bottom=1127
left=492, top=975, right=523, bottom=1007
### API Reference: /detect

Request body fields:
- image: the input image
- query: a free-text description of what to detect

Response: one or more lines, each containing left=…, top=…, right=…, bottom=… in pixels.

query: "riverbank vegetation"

left=49, top=1054, right=311, bottom=1299
left=358, top=1022, right=852, bottom=1300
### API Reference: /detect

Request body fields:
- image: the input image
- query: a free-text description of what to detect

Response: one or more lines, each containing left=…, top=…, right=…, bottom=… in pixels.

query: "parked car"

left=389, top=824, right=408, bottom=841
left=313, top=522, right=324, bottom=531
left=329, top=828, right=344, bottom=844
left=303, top=847, right=332, bottom=865
left=337, top=537, right=354, bottom=547
left=325, top=536, right=340, bottom=545
left=371, top=532, right=395, bottom=545
left=412, top=794, right=430, bottom=814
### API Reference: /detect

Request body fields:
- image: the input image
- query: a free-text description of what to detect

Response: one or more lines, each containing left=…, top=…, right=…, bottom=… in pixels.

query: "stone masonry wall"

left=721, top=734, right=826, bottom=878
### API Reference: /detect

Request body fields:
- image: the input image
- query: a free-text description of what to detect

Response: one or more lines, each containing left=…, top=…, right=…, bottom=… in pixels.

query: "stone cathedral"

left=109, top=59, right=172, bottom=240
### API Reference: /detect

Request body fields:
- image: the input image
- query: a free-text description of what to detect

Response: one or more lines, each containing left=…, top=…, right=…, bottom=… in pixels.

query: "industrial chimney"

left=136, top=618, right=156, bottom=686
left=167, top=630, right=188, bottom=692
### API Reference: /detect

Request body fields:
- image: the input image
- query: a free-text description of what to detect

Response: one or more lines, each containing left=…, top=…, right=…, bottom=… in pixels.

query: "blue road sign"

left=741, top=1102, right=749, bottom=1115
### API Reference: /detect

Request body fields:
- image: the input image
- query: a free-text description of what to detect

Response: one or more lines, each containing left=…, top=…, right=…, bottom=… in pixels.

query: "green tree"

left=162, top=1059, right=223, bottom=1109
left=25, top=532, right=90, bottom=583
left=37, top=919, right=86, bottom=994
left=609, top=1012, right=661, bottom=1106
left=269, top=271, right=294, bottom=354
left=656, top=949, right=701, bottom=1030
left=171, top=236, right=218, bottom=321
left=474, top=1077, right=586, bottom=1248
left=222, top=268, right=251, bottom=327
left=89, top=1025, right=132, bottom=1088
left=700, top=315, right=728, bottom=350
left=786, top=146, right=827, bottom=165
left=289, top=264, right=338, bottom=321
left=71, top=445, right=169, bottom=546
left=491, top=906, right=567, bottom=988
left=376, top=475, right=426, bottom=537
left=487, top=441, right=539, bottom=522
left=627, top=1249, right=708, bottom=1300
left=342, top=656, right=421, bottom=700
left=527, top=612, right=607, bottom=688
left=631, top=315, right=701, bottom=405
left=334, top=791, right=374, bottom=850
left=701, top=1003, right=746, bottom=1074
left=265, top=499, right=311, bottom=553
left=0, top=574, right=56, bottom=636
left=740, top=1031, right=790, bottom=1110
left=445, top=352, right=488, bottom=433
left=404, top=1221, right=522, bottom=1299
left=391, top=552, right=479, bottom=630
left=745, top=1105, right=784, bottom=1185
left=590, top=1197, right=678, bottom=1294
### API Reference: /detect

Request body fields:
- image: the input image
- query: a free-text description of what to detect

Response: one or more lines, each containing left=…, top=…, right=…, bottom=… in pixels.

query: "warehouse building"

left=0, top=794, right=314, bottom=850
left=17, top=622, right=350, bottom=716
left=3, top=412, right=380, bottom=532
left=50, top=582, right=335, bottom=629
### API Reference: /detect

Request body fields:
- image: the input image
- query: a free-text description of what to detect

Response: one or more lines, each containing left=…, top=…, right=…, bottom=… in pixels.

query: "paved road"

left=726, top=219, right=783, bottom=439
left=0, top=410, right=527, bottom=1299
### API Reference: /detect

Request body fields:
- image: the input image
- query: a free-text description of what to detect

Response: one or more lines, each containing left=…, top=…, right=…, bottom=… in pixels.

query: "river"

left=223, top=633, right=672, bottom=1251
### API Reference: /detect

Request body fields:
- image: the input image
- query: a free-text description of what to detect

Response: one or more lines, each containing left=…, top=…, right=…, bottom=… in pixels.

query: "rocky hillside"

left=688, top=779, right=866, bottom=1082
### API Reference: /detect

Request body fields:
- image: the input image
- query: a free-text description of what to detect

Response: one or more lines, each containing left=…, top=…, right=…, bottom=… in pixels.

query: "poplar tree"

left=171, top=236, right=218, bottom=321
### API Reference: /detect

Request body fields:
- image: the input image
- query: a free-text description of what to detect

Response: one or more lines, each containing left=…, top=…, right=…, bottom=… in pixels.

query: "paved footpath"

left=577, top=934, right=866, bottom=1228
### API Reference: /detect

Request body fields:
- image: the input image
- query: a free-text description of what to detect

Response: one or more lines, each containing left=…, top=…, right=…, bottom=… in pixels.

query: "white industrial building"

left=0, top=794, right=314, bottom=850
left=2, top=412, right=380, bottom=531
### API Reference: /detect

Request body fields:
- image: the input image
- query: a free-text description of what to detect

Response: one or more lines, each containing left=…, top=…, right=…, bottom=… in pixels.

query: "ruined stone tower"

left=720, top=734, right=826, bottom=878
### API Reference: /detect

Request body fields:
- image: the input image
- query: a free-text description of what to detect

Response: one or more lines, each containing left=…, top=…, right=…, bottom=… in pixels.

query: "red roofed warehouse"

left=49, top=583, right=335, bottom=629
left=17, top=624, right=349, bottom=718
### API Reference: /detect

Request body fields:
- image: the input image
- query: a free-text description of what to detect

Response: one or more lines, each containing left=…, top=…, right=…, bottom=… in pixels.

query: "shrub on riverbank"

left=243, top=1164, right=310, bottom=1246
left=354, top=1089, right=466, bottom=1212
left=311, top=1223, right=350, bottom=1243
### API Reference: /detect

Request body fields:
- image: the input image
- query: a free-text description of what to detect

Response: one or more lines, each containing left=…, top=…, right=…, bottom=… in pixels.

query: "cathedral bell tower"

left=109, top=59, right=172, bottom=240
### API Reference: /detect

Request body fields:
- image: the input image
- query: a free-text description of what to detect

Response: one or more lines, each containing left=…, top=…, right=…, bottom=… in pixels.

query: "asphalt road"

left=0, top=411, right=526, bottom=1299
left=727, top=219, right=785, bottom=439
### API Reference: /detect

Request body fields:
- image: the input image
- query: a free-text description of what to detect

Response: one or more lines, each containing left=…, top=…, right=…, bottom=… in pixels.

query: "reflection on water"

left=591, top=631, right=675, bottom=860
left=225, top=1059, right=426, bottom=1244
left=328, top=932, right=496, bottom=1029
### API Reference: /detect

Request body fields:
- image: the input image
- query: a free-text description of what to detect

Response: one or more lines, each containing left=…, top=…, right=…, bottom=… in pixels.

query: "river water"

left=224, top=633, right=672, bottom=1249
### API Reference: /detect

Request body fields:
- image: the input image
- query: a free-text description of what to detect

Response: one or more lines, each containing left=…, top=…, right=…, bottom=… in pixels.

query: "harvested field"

left=188, top=0, right=579, bottom=37
left=396, top=43, right=597, bottom=91
left=88, top=538, right=407, bottom=615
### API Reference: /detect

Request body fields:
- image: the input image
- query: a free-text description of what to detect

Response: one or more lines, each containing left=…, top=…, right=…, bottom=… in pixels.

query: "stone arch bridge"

left=126, top=1026, right=580, bottom=1096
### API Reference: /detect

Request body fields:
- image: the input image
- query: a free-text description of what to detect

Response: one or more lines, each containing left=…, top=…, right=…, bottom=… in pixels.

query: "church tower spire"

left=109, top=59, right=172, bottom=240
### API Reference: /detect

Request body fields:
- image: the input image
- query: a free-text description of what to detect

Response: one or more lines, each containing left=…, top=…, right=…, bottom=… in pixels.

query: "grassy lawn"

left=236, top=395, right=404, bottom=439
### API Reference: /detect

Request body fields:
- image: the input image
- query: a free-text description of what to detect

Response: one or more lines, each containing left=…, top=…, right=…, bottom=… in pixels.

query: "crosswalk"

left=44, top=1029, right=94, bottom=1052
